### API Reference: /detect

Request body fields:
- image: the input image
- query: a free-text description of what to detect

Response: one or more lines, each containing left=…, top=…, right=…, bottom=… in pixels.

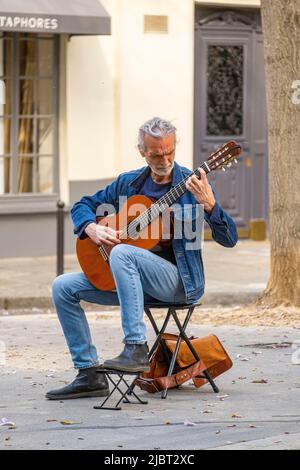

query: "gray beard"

left=146, top=160, right=175, bottom=177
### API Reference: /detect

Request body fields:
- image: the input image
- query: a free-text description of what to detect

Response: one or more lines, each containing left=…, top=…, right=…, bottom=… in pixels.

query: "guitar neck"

left=126, top=162, right=209, bottom=236
left=156, top=161, right=209, bottom=209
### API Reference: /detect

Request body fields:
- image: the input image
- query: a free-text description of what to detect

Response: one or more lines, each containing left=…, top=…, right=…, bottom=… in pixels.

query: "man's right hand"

left=85, top=222, right=122, bottom=247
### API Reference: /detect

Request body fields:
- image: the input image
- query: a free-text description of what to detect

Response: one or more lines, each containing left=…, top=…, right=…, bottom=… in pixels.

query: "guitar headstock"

left=207, top=141, right=242, bottom=172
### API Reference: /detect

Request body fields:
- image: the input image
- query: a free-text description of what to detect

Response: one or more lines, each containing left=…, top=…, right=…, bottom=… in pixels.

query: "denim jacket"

left=71, top=161, right=238, bottom=303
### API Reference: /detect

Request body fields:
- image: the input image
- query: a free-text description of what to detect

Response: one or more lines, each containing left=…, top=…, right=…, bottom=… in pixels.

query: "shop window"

left=0, top=33, right=58, bottom=196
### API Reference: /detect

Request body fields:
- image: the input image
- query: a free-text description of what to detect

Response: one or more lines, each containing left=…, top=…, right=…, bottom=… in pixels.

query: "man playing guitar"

left=46, top=117, right=238, bottom=400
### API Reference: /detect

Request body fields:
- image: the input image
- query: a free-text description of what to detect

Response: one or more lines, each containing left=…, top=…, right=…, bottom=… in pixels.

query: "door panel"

left=194, top=9, right=268, bottom=227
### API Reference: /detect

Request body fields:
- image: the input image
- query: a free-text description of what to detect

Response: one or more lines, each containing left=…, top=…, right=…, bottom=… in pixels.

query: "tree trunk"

left=258, top=0, right=300, bottom=306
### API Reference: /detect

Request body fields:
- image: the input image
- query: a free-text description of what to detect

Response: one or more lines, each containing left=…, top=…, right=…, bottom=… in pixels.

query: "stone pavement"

left=0, top=313, right=300, bottom=450
left=0, top=240, right=270, bottom=310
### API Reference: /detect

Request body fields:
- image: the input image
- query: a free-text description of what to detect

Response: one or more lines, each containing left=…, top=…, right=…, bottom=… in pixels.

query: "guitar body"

left=76, top=195, right=167, bottom=291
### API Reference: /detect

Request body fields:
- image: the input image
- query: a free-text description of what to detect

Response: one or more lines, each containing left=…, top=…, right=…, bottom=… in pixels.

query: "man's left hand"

left=185, top=168, right=216, bottom=214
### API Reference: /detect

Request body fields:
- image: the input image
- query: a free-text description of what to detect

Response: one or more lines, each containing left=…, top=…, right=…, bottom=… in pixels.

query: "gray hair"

left=138, top=117, right=177, bottom=151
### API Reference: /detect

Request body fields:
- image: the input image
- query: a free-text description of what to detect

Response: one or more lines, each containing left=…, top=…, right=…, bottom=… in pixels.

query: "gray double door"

left=194, top=9, right=268, bottom=227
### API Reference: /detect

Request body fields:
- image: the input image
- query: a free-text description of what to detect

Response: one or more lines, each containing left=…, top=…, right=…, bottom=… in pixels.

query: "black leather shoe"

left=103, top=343, right=150, bottom=372
left=45, top=366, right=109, bottom=400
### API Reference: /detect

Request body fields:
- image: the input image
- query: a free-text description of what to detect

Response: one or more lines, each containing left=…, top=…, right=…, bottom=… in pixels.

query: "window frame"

left=0, top=32, right=59, bottom=213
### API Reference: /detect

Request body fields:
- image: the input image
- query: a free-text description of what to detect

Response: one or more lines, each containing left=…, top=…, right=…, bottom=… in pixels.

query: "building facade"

left=0, top=0, right=267, bottom=257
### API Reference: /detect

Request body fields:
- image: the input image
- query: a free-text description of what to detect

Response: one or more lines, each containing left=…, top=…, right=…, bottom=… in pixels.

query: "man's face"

left=140, top=133, right=176, bottom=177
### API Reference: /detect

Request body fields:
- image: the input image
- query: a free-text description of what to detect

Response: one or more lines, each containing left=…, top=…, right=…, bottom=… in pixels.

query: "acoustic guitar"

left=77, top=140, right=242, bottom=290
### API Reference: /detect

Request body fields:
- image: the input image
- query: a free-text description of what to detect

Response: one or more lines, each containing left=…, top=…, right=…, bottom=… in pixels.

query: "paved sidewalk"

left=0, top=240, right=270, bottom=310
left=0, top=314, right=299, bottom=450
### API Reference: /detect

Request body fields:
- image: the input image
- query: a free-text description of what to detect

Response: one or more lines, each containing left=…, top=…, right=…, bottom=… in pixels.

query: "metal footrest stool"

left=143, top=302, right=220, bottom=399
left=93, top=368, right=148, bottom=411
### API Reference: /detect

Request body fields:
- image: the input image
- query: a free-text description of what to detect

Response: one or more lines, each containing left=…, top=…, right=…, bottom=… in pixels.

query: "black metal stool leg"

left=128, top=307, right=172, bottom=397
left=203, top=370, right=220, bottom=393
left=161, top=331, right=183, bottom=399
left=145, top=307, right=172, bottom=361
left=94, top=373, right=124, bottom=410
left=94, top=370, right=148, bottom=410
left=161, top=307, right=194, bottom=399
left=171, top=309, right=220, bottom=394
left=119, top=375, right=148, bottom=405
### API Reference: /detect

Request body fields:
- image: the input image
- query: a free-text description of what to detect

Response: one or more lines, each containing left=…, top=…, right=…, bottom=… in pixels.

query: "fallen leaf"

left=217, top=394, right=229, bottom=400
left=251, top=379, right=268, bottom=384
left=0, top=418, right=15, bottom=427
left=231, top=413, right=243, bottom=419
left=60, top=420, right=82, bottom=426
left=184, top=419, right=197, bottom=427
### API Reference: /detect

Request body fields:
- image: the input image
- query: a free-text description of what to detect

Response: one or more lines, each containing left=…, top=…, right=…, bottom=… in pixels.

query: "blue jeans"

left=52, top=244, right=192, bottom=369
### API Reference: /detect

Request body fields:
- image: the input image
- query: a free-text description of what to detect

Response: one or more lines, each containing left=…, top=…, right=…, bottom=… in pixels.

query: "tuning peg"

left=222, top=167, right=226, bottom=172
left=227, top=163, right=232, bottom=168
left=234, top=159, right=238, bottom=164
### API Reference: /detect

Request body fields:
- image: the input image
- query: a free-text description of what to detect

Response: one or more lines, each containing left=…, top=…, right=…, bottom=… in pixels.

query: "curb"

left=202, top=291, right=261, bottom=306
left=0, top=291, right=261, bottom=312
